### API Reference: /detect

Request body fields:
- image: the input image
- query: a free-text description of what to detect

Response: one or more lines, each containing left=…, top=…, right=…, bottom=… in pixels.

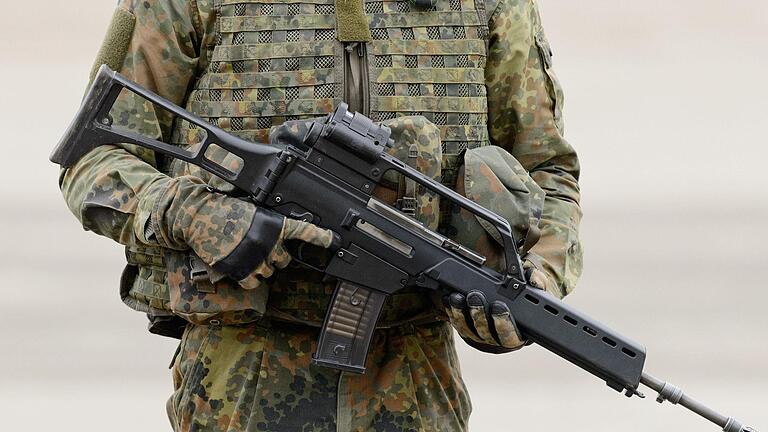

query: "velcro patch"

left=88, top=7, right=136, bottom=83
left=335, top=0, right=372, bottom=42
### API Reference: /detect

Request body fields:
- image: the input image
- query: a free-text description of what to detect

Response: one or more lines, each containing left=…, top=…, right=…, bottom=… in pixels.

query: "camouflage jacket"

left=58, top=0, right=582, bottom=430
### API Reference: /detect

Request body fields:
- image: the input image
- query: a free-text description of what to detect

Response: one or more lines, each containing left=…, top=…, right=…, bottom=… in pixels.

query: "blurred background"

left=0, top=0, right=765, bottom=430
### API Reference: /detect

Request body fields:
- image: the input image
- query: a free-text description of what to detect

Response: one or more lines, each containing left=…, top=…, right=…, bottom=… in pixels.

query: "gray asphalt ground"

left=0, top=1, right=766, bottom=430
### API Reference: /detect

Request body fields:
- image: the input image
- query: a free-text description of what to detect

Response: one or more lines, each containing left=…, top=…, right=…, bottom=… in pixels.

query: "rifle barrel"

left=641, top=372, right=757, bottom=432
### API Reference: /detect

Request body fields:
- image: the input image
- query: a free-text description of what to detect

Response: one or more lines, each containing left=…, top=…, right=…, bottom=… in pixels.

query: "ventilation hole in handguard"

left=524, top=294, right=539, bottom=304
left=622, top=347, right=637, bottom=358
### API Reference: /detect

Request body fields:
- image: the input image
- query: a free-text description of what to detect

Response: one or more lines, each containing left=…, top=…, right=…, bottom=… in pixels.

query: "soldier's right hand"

left=142, top=176, right=335, bottom=289
left=236, top=217, right=336, bottom=289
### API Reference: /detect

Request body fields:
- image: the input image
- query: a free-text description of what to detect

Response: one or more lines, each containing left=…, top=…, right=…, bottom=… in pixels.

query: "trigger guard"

left=284, top=239, right=335, bottom=272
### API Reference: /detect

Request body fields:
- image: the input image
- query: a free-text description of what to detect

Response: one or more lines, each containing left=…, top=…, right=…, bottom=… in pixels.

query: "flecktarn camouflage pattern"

left=168, top=321, right=470, bottom=431
left=56, top=0, right=583, bottom=430
left=485, top=0, right=582, bottom=298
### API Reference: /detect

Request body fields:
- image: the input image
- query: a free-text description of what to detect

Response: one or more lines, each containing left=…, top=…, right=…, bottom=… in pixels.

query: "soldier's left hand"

left=445, top=261, right=556, bottom=354
left=444, top=290, right=526, bottom=354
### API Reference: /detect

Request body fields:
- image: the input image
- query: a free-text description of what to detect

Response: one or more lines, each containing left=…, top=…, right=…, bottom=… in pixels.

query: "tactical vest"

left=175, top=0, right=491, bottom=185
left=123, top=0, right=494, bottom=330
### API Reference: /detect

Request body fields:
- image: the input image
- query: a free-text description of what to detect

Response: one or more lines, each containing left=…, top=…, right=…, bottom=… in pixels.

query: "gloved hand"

left=444, top=260, right=555, bottom=353
left=140, top=175, right=335, bottom=289
left=523, top=258, right=560, bottom=297
left=235, top=217, right=336, bottom=289
left=444, top=290, right=526, bottom=354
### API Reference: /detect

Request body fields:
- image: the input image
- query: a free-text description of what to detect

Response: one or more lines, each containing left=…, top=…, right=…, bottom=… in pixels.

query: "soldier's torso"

left=127, top=0, right=495, bottom=329
left=173, top=0, right=491, bottom=186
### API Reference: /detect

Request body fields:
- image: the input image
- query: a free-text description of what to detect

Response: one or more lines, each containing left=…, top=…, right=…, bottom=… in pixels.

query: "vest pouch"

left=165, top=251, right=268, bottom=325
left=378, top=115, right=443, bottom=231
left=446, top=146, right=545, bottom=271
left=121, top=245, right=172, bottom=314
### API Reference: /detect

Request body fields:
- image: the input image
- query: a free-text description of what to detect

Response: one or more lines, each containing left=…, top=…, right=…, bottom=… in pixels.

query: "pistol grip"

left=312, top=281, right=387, bottom=374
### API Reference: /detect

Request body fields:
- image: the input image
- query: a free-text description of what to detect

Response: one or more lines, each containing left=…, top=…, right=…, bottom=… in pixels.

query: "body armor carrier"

left=175, top=0, right=491, bottom=186
left=123, top=0, right=493, bottom=331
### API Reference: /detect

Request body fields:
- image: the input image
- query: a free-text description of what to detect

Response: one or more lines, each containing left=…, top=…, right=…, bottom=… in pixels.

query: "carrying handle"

left=304, top=103, right=526, bottom=283
left=312, top=280, right=387, bottom=374
left=380, top=151, right=525, bottom=281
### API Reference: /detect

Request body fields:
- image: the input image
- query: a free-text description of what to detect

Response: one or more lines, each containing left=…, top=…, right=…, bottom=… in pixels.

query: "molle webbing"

left=122, top=245, right=171, bottom=314
left=158, top=0, right=494, bottom=326
left=174, top=0, right=491, bottom=189
left=174, top=0, right=344, bottom=147
left=364, top=0, right=491, bottom=188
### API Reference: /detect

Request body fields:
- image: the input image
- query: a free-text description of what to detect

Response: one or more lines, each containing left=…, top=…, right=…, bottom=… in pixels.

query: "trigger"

left=289, top=210, right=315, bottom=223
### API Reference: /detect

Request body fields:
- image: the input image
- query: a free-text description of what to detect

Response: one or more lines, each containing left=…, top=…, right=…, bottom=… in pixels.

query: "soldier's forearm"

left=528, top=165, right=583, bottom=296
left=484, top=0, right=583, bottom=296
left=59, top=144, right=169, bottom=247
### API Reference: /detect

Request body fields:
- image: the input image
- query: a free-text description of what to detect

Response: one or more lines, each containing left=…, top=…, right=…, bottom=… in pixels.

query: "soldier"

left=58, top=0, right=582, bottom=430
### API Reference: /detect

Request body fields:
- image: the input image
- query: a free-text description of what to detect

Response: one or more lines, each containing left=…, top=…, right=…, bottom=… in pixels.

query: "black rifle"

left=51, top=65, right=757, bottom=432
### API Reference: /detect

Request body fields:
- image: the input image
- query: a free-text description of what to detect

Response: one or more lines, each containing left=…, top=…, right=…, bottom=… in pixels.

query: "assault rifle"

left=51, top=65, right=757, bottom=431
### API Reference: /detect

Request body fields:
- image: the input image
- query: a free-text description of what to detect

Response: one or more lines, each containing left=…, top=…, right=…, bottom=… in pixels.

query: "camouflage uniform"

left=58, top=0, right=582, bottom=430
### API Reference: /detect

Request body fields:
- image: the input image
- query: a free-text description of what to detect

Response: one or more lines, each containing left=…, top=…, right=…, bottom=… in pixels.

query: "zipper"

left=343, top=42, right=370, bottom=117
left=358, top=43, right=370, bottom=117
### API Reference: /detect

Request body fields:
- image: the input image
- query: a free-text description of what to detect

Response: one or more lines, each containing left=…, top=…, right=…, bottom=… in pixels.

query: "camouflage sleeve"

left=58, top=0, right=224, bottom=249
left=485, top=0, right=583, bottom=298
